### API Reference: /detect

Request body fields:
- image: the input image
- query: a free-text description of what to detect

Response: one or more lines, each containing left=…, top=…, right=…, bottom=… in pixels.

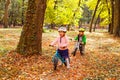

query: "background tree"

left=9, top=0, right=28, bottom=27
left=93, top=6, right=103, bottom=32
left=89, top=0, right=100, bottom=32
left=80, top=3, right=92, bottom=27
left=0, top=0, right=28, bottom=27
left=109, top=0, right=114, bottom=34
left=106, top=0, right=112, bottom=33
left=17, top=0, right=47, bottom=55
left=3, top=0, right=10, bottom=28
left=0, top=0, right=5, bottom=25
left=0, top=0, right=119, bottom=36
left=21, top=0, right=25, bottom=25
left=45, top=0, right=83, bottom=28
left=113, top=0, right=120, bottom=37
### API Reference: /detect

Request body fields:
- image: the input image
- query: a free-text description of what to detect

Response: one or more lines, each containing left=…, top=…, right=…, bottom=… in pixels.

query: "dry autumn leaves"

left=0, top=29, right=120, bottom=80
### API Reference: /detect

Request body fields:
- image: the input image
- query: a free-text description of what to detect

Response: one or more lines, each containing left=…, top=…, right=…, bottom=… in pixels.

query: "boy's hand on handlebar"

left=49, top=44, right=54, bottom=47
left=74, top=41, right=77, bottom=42
left=80, top=42, right=84, bottom=45
left=73, top=40, right=77, bottom=42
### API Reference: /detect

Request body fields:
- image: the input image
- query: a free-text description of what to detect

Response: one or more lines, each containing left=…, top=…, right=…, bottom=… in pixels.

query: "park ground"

left=0, top=28, right=120, bottom=80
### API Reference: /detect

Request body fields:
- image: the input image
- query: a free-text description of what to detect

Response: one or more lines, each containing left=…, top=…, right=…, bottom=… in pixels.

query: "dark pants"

left=72, top=44, right=85, bottom=56
left=57, top=49, right=69, bottom=59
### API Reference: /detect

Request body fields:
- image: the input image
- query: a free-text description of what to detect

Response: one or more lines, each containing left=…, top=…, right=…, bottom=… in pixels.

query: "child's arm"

left=82, top=35, right=86, bottom=45
left=50, top=37, right=58, bottom=46
left=74, top=36, right=78, bottom=41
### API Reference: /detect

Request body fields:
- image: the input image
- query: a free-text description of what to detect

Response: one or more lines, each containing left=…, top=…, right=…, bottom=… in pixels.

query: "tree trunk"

left=79, top=19, right=82, bottom=28
left=110, top=0, right=114, bottom=34
left=113, top=0, right=120, bottom=37
left=50, top=23, right=55, bottom=29
left=17, top=0, right=47, bottom=55
left=93, top=17, right=98, bottom=32
left=21, top=0, right=25, bottom=26
left=3, top=0, right=10, bottom=28
left=89, top=0, right=100, bottom=32
left=106, top=0, right=112, bottom=32
left=93, top=6, right=103, bottom=32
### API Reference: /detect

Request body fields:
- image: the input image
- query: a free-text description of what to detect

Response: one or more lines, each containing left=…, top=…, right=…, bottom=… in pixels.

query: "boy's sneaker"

left=64, top=62, right=67, bottom=66
left=54, top=66, right=57, bottom=70
left=71, top=52, right=75, bottom=56
left=81, top=53, right=84, bottom=56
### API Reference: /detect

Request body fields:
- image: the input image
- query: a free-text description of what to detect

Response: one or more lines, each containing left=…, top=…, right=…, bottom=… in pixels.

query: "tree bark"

left=89, top=0, right=100, bottom=32
left=93, top=6, right=103, bottom=32
left=113, top=0, right=120, bottom=37
left=106, top=0, right=112, bottom=32
left=93, top=17, right=99, bottom=32
left=17, top=0, right=47, bottom=55
left=3, top=0, right=10, bottom=28
left=109, top=0, right=114, bottom=34
left=21, top=0, right=25, bottom=26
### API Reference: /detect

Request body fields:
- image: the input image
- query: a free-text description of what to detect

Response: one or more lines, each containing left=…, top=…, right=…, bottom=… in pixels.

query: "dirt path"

left=0, top=30, right=120, bottom=80
left=40, top=32, right=120, bottom=80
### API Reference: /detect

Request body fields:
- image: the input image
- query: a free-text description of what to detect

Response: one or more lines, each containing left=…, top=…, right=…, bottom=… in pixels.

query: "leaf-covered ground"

left=0, top=29, right=120, bottom=80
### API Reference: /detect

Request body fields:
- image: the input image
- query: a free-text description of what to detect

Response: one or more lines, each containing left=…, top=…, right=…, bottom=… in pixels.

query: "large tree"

left=3, top=0, right=10, bottom=28
left=17, top=0, right=47, bottom=55
left=21, top=0, right=25, bottom=25
left=109, top=0, right=114, bottom=34
left=113, top=0, right=120, bottom=36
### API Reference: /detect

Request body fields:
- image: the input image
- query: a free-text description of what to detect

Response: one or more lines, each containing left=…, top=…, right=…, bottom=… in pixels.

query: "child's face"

left=79, top=31, right=84, bottom=36
left=59, top=31, right=65, bottom=37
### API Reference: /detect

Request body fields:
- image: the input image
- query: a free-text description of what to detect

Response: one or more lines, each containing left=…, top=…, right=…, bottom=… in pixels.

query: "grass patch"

left=0, top=28, right=21, bottom=56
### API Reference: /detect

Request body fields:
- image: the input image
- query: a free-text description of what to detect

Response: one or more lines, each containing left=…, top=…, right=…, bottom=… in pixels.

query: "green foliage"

left=86, top=0, right=111, bottom=26
left=45, top=0, right=83, bottom=26
left=45, top=0, right=56, bottom=24
left=0, top=0, right=112, bottom=27
left=9, top=0, right=28, bottom=25
left=0, top=0, right=28, bottom=25
left=0, top=0, right=5, bottom=22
